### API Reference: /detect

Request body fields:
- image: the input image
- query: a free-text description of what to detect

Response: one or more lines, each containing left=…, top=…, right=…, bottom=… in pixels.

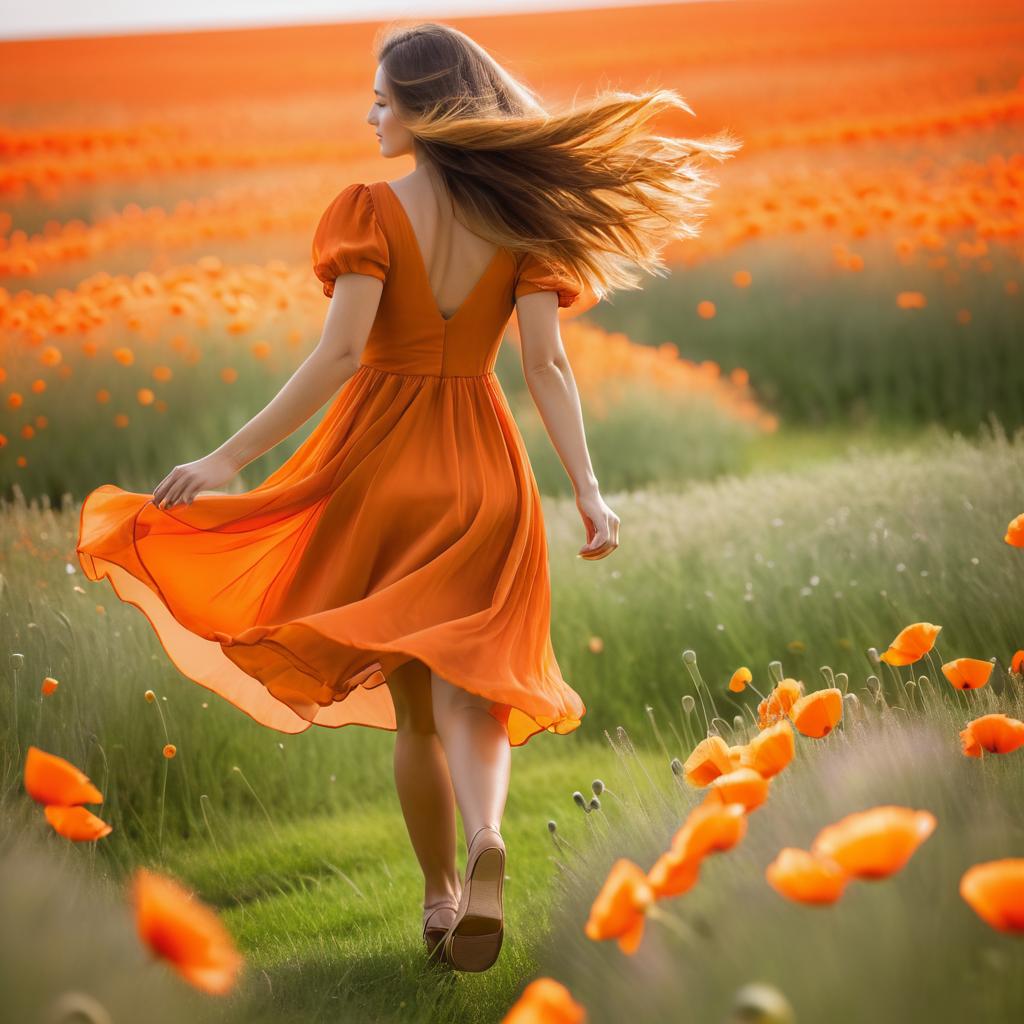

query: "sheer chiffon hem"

left=76, top=549, right=584, bottom=748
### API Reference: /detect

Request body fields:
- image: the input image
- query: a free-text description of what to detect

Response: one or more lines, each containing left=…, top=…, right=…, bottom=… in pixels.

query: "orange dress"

left=76, top=180, right=586, bottom=747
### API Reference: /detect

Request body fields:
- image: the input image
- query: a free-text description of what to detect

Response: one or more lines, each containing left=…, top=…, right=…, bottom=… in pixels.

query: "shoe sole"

left=444, top=846, right=505, bottom=972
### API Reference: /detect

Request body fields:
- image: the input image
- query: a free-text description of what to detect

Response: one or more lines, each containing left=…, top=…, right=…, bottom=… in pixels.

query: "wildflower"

left=959, top=714, right=1024, bottom=757
left=682, top=735, right=733, bottom=787
left=44, top=806, right=113, bottom=841
left=500, top=977, right=587, bottom=1023
left=757, top=678, right=804, bottom=729
left=765, top=847, right=849, bottom=904
left=740, top=719, right=795, bottom=777
left=810, top=806, right=936, bottom=880
left=941, top=658, right=994, bottom=690
left=163, top=744, right=177, bottom=758
left=41, top=676, right=59, bottom=696
left=728, top=667, right=752, bottom=693
left=960, top=859, right=1024, bottom=933
left=701, top=767, right=770, bottom=812
left=1004, top=513, right=1024, bottom=547
left=878, top=622, right=941, bottom=666
left=131, top=867, right=244, bottom=994
left=584, top=858, right=654, bottom=954
left=23, top=746, right=103, bottom=807
left=789, top=688, right=843, bottom=738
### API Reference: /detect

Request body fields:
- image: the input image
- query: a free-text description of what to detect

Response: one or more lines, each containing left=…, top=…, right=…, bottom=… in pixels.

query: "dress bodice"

left=311, top=181, right=580, bottom=378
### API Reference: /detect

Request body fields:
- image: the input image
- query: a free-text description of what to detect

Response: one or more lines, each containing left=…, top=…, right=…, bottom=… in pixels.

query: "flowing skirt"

left=76, top=364, right=586, bottom=747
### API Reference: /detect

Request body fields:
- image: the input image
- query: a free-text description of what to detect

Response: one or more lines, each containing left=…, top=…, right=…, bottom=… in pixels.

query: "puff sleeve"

left=311, top=183, right=390, bottom=298
left=513, top=250, right=580, bottom=309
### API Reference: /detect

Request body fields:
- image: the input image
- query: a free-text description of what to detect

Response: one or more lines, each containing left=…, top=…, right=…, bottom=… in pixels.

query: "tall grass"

left=590, top=233, right=1022, bottom=434
left=532, top=659, right=1024, bottom=1022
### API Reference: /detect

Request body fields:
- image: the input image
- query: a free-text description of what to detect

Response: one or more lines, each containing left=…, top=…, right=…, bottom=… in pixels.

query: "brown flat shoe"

left=422, top=895, right=459, bottom=964
left=441, top=825, right=506, bottom=972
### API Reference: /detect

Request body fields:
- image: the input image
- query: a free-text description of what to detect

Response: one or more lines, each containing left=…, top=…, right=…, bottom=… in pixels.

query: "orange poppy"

left=941, top=658, right=994, bottom=690
left=727, top=744, right=747, bottom=770
left=960, top=859, right=1024, bottom=933
left=810, top=806, right=937, bottom=880
left=789, top=688, right=843, bottom=738
left=501, top=977, right=587, bottom=1024
left=673, top=801, right=748, bottom=860
left=878, top=622, right=942, bottom=666
left=41, top=676, right=59, bottom=696
left=584, top=858, right=655, bottom=955
left=1004, top=513, right=1024, bottom=547
left=765, top=847, right=849, bottom=904
left=43, top=805, right=113, bottom=841
left=757, top=678, right=804, bottom=728
left=740, top=719, right=795, bottom=778
left=131, top=867, right=244, bottom=995
left=647, top=846, right=702, bottom=900
left=1011, top=650, right=1024, bottom=674
left=683, top=735, right=734, bottom=787
left=959, top=713, right=1024, bottom=757
left=23, top=745, right=103, bottom=806
left=729, top=667, right=752, bottom=693
left=701, top=767, right=770, bottom=812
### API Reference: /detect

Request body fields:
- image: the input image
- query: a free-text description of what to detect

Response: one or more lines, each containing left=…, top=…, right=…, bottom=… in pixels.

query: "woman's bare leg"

left=385, top=659, right=460, bottom=906
left=429, top=671, right=511, bottom=843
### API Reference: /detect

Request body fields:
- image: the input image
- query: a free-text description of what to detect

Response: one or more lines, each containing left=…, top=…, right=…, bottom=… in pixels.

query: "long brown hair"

left=374, top=21, right=741, bottom=301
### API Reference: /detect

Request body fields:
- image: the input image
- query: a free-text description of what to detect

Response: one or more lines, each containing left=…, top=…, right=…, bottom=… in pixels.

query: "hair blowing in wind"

left=375, top=21, right=743, bottom=302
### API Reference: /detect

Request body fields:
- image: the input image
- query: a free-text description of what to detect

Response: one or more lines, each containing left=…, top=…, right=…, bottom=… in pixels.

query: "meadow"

left=2, top=0, right=1023, bottom=1021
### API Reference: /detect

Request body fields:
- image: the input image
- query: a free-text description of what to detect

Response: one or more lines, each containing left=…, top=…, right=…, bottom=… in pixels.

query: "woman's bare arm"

left=516, top=291, right=620, bottom=559
left=153, top=273, right=383, bottom=509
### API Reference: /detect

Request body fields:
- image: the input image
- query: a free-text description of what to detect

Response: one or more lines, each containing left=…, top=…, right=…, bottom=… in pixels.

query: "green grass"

left=2, top=421, right=1023, bottom=1021
left=588, top=231, right=1022, bottom=435
left=534, top=667, right=1024, bottom=1023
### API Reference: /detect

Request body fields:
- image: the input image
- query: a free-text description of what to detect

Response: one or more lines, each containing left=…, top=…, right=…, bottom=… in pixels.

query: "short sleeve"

left=514, top=251, right=580, bottom=309
left=311, top=183, right=390, bottom=298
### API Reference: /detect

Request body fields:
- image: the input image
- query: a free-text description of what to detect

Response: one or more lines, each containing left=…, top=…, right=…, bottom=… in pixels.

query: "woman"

left=76, top=21, right=737, bottom=973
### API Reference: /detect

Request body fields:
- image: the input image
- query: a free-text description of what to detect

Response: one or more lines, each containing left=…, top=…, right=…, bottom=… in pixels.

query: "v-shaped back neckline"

left=377, top=180, right=505, bottom=325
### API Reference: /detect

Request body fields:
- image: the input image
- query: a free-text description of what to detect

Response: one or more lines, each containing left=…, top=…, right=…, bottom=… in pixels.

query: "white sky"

left=1, top=0, right=704, bottom=42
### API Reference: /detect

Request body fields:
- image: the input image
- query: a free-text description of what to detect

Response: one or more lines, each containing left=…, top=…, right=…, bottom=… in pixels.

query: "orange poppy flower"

left=41, top=676, right=59, bottom=696
left=765, top=847, right=849, bottom=905
left=1004, top=513, right=1024, bottom=547
left=878, top=622, right=942, bottom=666
left=960, top=859, right=1024, bottom=933
left=810, top=806, right=937, bottom=880
left=44, top=805, right=113, bottom=841
left=647, top=846, right=702, bottom=900
left=501, top=977, right=587, bottom=1024
left=729, top=667, right=752, bottom=693
left=683, top=735, right=733, bottom=787
left=727, top=744, right=747, bottom=770
left=959, top=713, right=1024, bottom=757
left=23, top=745, right=103, bottom=806
left=674, top=801, right=748, bottom=859
left=757, top=678, right=804, bottom=728
left=941, top=658, right=994, bottom=690
left=740, top=719, right=795, bottom=778
left=1011, top=650, right=1024, bottom=674
left=701, top=767, right=770, bottom=812
left=584, top=858, right=654, bottom=955
left=131, top=867, right=244, bottom=995
left=789, top=688, right=843, bottom=738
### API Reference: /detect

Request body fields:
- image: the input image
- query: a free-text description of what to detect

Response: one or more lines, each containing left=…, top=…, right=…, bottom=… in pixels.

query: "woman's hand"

left=152, top=452, right=239, bottom=510
left=576, top=488, right=620, bottom=560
